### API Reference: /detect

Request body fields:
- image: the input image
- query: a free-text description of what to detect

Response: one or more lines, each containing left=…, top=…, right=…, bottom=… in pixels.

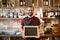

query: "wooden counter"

left=0, top=33, right=60, bottom=37
left=0, top=33, right=60, bottom=40
left=41, top=33, right=60, bottom=37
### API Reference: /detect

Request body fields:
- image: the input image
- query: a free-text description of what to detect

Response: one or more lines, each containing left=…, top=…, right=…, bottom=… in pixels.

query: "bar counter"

left=0, top=33, right=60, bottom=40
left=0, top=33, right=60, bottom=37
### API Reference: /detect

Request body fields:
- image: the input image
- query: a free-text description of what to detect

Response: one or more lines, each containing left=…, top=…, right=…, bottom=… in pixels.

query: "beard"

left=28, top=13, right=33, bottom=16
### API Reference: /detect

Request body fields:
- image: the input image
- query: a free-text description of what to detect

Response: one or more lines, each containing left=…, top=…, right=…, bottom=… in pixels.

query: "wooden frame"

left=23, top=26, right=40, bottom=38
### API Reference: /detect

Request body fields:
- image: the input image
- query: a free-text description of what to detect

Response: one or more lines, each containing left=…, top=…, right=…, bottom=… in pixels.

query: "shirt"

left=21, top=16, right=40, bottom=28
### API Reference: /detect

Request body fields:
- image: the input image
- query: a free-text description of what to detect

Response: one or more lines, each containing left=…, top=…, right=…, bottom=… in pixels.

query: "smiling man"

left=21, top=6, right=41, bottom=40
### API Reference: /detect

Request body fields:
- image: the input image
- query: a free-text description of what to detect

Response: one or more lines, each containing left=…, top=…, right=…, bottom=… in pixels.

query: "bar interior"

left=0, top=0, right=60, bottom=40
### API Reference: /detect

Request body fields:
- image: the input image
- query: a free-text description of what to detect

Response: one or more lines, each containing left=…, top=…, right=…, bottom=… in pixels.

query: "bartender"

left=21, top=6, right=41, bottom=40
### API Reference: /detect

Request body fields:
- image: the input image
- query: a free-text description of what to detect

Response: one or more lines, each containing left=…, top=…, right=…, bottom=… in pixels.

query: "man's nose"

left=29, top=11, right=32, bottom=12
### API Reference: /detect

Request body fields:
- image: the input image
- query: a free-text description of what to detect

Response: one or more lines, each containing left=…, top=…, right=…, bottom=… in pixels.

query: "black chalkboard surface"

left=23, top=26, right=40, bottom=38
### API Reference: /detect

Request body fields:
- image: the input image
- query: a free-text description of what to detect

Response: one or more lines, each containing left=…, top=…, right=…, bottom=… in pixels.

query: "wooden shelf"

left=40, top=17, right=56, bottom=19
left=0, top=18, right=22, bottom=20
left=0, top=7, right=15, bottom=9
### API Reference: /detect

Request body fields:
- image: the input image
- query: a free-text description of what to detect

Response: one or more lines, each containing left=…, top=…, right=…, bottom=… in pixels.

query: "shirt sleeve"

left=37, top=18, right=40, bottom=25
left=21, top=19, right=24, bottom=29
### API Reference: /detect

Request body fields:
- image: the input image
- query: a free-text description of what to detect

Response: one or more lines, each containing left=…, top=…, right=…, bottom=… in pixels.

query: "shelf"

left=0, top=7, right=15, bottom=9
left=0, top=18, right=22, bottom=20
left=1, top=17, right=55, bottom=20
left=40, top=17, right=56, bottom=19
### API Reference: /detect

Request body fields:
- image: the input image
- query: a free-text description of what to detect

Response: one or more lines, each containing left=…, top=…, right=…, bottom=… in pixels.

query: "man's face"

left=28, top=7, right=34, bottom=16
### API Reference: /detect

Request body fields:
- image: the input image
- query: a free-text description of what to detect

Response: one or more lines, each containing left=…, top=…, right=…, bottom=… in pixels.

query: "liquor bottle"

left=13, top=12, right=18, bottom=18
left=2, top=0, right=7, bottom=7
left=20, top=0, right=23, bottom=6
left=0, top=0, right=2, bottom=8
left=32, top=0, right=34, bottom=7
left=45, top=0, right=49, bottom=6
left=7, top=0, right=9, bottom=7
left=55, top=9, right=58, bottom=16
left=9, top=10, right=13, bottom=18
left=43, top=10, right=46, bottom=17
left=23, top=0, right=26, bottom=6
left=0, top=9, right=2, bottom=18
left=43, top=10, right=48, bottom=17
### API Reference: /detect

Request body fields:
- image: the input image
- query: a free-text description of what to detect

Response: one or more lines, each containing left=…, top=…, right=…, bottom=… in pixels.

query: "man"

left=21, top=6, right=41, bottom=40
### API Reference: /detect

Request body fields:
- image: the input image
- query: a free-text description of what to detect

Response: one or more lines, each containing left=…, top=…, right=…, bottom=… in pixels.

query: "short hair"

left=28, top=6, right=34, bottom=10
left=28, top=6, right=34, bottom=9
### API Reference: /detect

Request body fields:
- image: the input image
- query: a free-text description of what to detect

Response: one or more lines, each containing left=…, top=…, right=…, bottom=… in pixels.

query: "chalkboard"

left=23, top=26, right=40, bottom=38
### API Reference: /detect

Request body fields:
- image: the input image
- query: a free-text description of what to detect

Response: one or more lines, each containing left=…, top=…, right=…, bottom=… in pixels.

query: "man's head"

left=28, top=6, right=34, bottom=16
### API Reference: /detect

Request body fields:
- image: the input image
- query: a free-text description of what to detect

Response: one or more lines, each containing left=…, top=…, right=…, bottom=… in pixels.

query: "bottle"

left=7, top=0, right=9, bottom=7
left=0, top=13, right=2, bottom=18
left=13, top=12, right=18, bottom=18
left=9, top=10, right=13, bottom=18
left=43, top=10, right=46, bottom=17
left=2, top=9, right=6, bottom=18
left=32, top=0, right=34, bottom=7
left=0, top=0, right=2, bottom=8
left=2, top=0, right=7, bottom=7
left=0, top=9, right=2, bottom=18
left=55, top=9, right=58, bottom=16
left=45, top=0, right=49, bottom=6
left=12, top=3, right=14, bottom=7
left=45, top=10, right=48, bottom=17
left=20, top=0, right=23, bottom=6
left=23, top=0, right=26, bottom=6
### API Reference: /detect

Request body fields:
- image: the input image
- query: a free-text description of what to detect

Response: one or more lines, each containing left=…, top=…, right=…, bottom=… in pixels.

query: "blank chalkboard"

left=23, top=26, right=39, bottom=38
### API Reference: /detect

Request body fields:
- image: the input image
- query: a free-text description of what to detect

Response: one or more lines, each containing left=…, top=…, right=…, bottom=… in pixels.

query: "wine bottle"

left=23, top=0, right=26, bottom=6
left=45, top=0, right=48, bottom=6
left=32, top=0, right=34, bottom=7
left=20, top=0, right=23, bottom=6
